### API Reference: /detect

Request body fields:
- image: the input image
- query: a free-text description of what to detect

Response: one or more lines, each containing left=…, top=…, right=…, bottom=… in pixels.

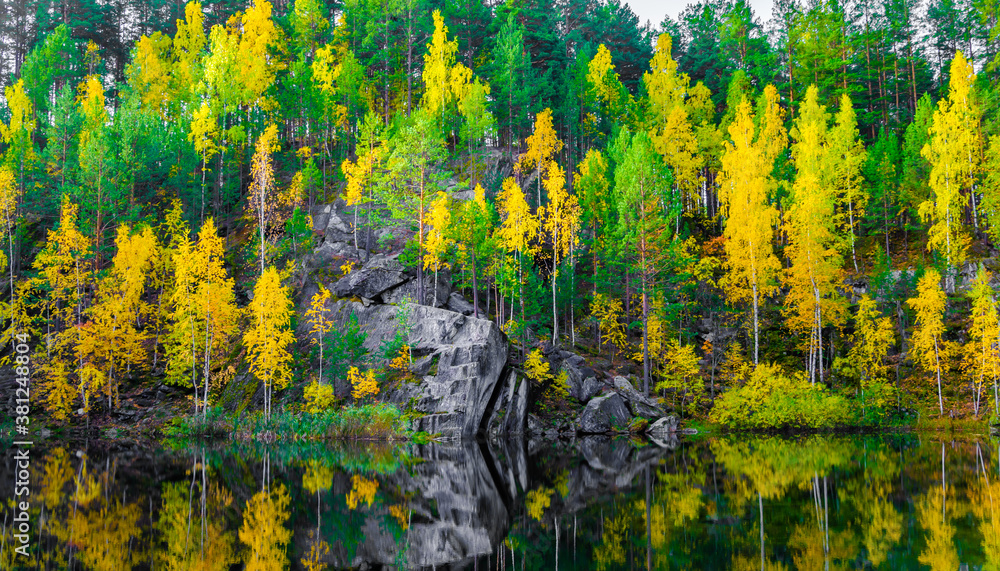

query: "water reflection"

left=5, top=435, right=1000, bottom=569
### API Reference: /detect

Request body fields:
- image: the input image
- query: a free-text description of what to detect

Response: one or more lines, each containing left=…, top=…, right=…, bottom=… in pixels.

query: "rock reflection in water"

left=334, top=441, right=509, bottom=568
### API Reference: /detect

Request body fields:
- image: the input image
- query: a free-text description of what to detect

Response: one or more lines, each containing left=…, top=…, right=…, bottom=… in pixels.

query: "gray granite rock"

left=647, top=415, right=679, bottom=437
left=484, top=369, right=529, bottom=437
left=613, top=376, right=667, bottom=420
left=331, top=266, right=408, bottom=301
left=329, top=300, right=507, bottom=439
left=577, top=393, right=631, bottom=434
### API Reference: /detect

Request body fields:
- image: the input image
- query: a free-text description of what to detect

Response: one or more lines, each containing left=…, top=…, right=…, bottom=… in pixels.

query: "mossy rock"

left=628, top=417, right=649, bottom=433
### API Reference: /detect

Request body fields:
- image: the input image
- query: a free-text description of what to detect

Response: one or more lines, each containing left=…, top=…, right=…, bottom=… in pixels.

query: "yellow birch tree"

left=828, top=93, right=868, bottom=273
left=967, top=265, right=999, bottom=417
left=244, top=266, right=295, bottom=421
left=785, top=85, right=847, bottom=385
left=719, top=97, right=780, bottom=367
left=920, top=51, right=979, bottom=286
left=909, top=269, right=947, bottom=415
left=540, top=161, right=580, bottom=344
left=424, top=191, right=452, bottom=307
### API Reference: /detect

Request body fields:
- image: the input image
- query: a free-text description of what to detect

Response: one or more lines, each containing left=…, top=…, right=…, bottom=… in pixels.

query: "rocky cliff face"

left=326, top=300, right=508, bottom=440
left=308, top=200, right=515, bottom=440
left=307, top=199, right=681, bottom=442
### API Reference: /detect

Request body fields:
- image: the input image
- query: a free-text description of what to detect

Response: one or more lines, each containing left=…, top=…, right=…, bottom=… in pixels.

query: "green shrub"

left=709, top=362, right=850, bottom=429
left=163, top=403, right=409, bottom=443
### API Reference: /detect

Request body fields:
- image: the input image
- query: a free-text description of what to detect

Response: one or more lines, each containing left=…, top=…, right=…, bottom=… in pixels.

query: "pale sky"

left=625, top=0, right=776, bottom=30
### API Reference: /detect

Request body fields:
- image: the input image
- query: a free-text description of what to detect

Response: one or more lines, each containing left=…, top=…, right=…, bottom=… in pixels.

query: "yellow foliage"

left=541, top=162, right=581, bottom=266
left=239, top=483, right=292, bottom=571
left=346, top=475, right=379, bottom=509
left=643, top=34, right=688, bottom=114
left=849, top=295, right=897, bottom=413
left=785, top=85, right=848, bottom=374
left=916, top=486, right=959, bottom=570
left=166, top=218, right=240, bottom=406
left=525, top=487, right=552, bottom=521
left=42, top=360, right=76, bottom=422
left=190, top=102, right=219, bottom=161
left=423, top=191, right=451, bottom=272
left=303, top=380, right=336, bottom=413
left=586, top=44, right=620, bottom=108
left=389, top=345, right=410, bottom=372
left=515, top=108, right=563, bottom=177
left=523, top=348, right=552, bottom=382
left=657, top=340, right=703, bottom=414
left=244, top=266, right=295, bottom=418
left=422, top=10, right=473, bottom=116
left=237, top=0, right=284, bottom=110
left=349, top=366, right=379, bottom=400
left=389, top=505, right=410, bottom=530
left=157, top=479, right=237, bottom=571
left=172, top=2, right=206, bottom=96
left=249, top=123, right=281, bottom=271
left=496, top=177, right=537, bottom=254
left=302, top=461, right=334, bottom=494
left=77, top=224, right=159, bottom=410
left=921, top=51, right=979, bottom=270
left=593, top=512, right=628, bottom=570
left=909, top=269, right=948, bottom=413
left=554, top=469, right=570, bottom=498
left=651, top=104, right=701, bottom=208
left=719, top=96, right=780, bottom=365
left=77, top=75, right=107, bottom=149
left=41, top=448, right=74, bottom=509
left=590, top=293, right=626, bottom=361
left=305, top=285, right=333, bottom=385
left=968, top=266, right=1000, bottom=416
left=300, top=540, right=330, bottom=571
left=1, top=79, right=36, bottom=162
left=128, top=32, right=173, bottom=117
left=829, top=93, right=868, bottom=266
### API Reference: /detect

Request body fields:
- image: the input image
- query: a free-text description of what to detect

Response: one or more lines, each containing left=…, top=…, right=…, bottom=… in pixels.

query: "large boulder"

left=381, top=268, right=451, bottom=308
left=560, top=353, right=603, bottom=402
left=647, top=415, right=678, bottom=437
left=328, top=300, right=507, bottom=440
left=311, top=200, right=359, bottom=246
left=577, top=393, right=631, bottom=434
left=613, top=376, right=667, bottom=420
left=446, top=291, right=481, bottom=316
left=331, top=265, right=408, bottom=302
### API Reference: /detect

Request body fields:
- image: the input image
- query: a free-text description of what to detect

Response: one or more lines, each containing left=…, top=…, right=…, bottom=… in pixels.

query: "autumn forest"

left=2, top=0, right=1000, bottom=432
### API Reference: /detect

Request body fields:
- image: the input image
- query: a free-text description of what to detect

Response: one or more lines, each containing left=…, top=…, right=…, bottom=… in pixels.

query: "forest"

left=1, top=0, right=1000, bottom=432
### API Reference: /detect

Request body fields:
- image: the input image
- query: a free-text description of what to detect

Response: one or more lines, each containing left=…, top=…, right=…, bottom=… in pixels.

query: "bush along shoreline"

left=161, top=404, right=414, bottom=444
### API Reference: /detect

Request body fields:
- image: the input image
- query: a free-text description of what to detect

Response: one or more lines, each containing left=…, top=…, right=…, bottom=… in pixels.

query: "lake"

left=1, top=433, right=998, bottom=569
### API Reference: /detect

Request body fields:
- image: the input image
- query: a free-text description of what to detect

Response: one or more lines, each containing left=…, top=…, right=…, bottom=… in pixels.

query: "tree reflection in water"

left=5, top=435, right=1000, bottom=569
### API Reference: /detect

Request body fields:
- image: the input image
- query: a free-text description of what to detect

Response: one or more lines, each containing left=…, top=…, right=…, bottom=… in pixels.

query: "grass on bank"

left=162, top=402, right=411, bottom=442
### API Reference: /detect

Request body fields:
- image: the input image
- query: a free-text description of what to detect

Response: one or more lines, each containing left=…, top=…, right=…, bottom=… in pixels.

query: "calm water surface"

left=2, top=433, right=999, bottom=569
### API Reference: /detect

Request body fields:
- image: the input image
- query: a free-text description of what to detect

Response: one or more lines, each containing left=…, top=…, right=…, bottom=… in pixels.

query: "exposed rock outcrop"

left=484, top=369, right=529, bottom=437
left=577, top=393, right=631, bottom=434
left=647, top=415, right=679, bottom=437
left=560, top=353, right=604, bottom=402
left=612, top=376, right=668, bottom=420
left=328, top=300, right=507, bottom=440
left=330, top=263, right=407, bottom=302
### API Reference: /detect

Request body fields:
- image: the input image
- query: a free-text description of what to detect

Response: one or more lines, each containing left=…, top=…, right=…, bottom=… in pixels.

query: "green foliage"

left=325, top=312, right=368, bottom=384
left=164, top=404, right=408, bottom=442
left=710, top=363, right=851, bottom=429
